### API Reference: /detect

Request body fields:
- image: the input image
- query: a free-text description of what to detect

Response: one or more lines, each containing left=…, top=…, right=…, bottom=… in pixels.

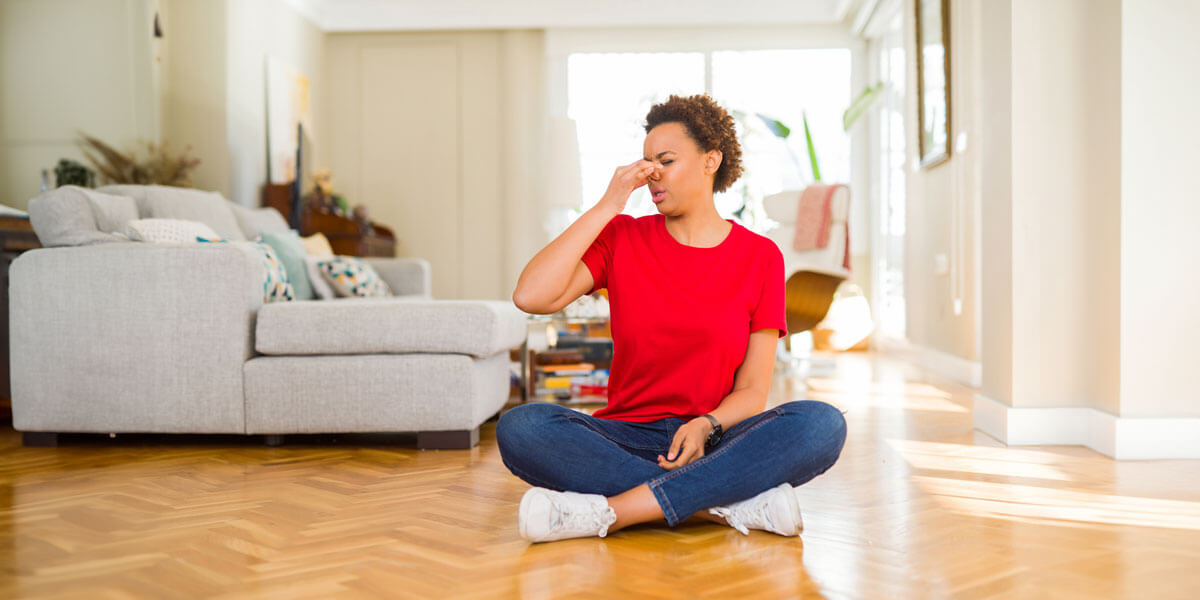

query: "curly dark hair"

left=644, top=94, right=744, bottom=193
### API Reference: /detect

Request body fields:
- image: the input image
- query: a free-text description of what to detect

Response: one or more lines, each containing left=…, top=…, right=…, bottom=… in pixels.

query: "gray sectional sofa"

left=9, top=184, right=526, bottom=448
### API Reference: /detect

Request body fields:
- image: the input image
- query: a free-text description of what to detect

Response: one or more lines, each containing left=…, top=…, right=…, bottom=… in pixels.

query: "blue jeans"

left=496, top=400, right=847, bottom=527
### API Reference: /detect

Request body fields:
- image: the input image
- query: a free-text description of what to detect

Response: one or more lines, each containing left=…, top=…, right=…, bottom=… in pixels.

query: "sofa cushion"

left=315, top=255, right=392, bottom=298
left=98, top=184, right=247, bottom=241
left=260, top=231, right=314, bottom=301
left=125, top=218, right=219, bottom=244
left=255, top=298, right=527, bottom=358
left=87, top=190, right=139, bottom=234
left=230, top=202, right=290, bottom=239
left=27, top=186, right=133, bottom=247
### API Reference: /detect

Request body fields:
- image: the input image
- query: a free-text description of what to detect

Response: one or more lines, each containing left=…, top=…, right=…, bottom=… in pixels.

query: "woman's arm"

left=657, top=329, right=780, bottom=470
left=512, top=159, right=658, bottom=314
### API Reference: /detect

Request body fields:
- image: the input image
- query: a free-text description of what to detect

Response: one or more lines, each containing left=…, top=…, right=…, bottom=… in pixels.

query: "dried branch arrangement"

left=78, top=133, right=202, bottom=187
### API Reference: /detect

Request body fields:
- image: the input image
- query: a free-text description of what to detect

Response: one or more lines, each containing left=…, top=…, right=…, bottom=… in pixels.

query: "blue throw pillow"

left=259, top=231, right=314, bottom=300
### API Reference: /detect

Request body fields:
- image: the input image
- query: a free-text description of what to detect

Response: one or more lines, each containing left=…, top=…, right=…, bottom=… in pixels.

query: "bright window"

left=567, top=48, right=852, bottom=232
left=567, top=52, right=705, bottom=217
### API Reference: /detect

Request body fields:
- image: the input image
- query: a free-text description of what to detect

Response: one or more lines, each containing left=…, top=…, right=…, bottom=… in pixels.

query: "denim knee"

left=781, top=400, right=847, bottom=465
left=496, top=403, right=564, bottom=462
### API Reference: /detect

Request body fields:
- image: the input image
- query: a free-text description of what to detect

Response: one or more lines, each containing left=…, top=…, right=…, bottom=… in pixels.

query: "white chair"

left=762, top=185, right=852, bottom=368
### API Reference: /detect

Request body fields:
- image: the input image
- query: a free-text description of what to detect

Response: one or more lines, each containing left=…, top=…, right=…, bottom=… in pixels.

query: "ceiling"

left=285, top=0, right=870, bottom=33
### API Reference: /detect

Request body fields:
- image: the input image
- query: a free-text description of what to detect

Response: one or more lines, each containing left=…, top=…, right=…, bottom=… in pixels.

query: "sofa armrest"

left=8, top=243, right=265, bottom=433
left=363, top=257, right=432, bottom=298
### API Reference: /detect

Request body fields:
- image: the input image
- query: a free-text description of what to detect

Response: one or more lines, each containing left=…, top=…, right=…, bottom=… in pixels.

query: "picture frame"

left=915, top=0, right=951, bottom=169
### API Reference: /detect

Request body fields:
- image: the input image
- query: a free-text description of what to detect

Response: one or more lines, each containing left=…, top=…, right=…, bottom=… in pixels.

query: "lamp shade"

left=546, top=116, right=583, bottom=208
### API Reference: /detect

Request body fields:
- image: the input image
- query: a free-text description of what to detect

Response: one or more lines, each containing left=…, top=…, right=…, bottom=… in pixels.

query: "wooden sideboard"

left=262, top=183, right=396, bottom=257
left=1, top=215, right=41, bottom=424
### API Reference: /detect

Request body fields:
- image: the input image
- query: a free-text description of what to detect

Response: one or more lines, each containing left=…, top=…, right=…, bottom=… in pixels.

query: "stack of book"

left=533, top=349, right=609, bottom=401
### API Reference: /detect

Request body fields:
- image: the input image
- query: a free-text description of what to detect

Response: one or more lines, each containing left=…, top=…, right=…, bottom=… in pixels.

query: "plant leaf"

left=803, top=111, right=821, bottom=182
left=755, top=113, right=791, bottom=139
left=843, top=82, right=886, bottom=131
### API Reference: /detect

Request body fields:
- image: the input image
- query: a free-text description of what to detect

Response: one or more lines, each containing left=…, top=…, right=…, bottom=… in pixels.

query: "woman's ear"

left=705, top=150, right=723, bottom=175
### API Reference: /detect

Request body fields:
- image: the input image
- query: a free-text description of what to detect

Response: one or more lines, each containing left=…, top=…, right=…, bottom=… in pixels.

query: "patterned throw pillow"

left=126, top=218, right=219, bottom=243
left=316, top=256, right=392, bottom=298
left=198, top=237, right=295, bottom=303
left=304, top=255, right=338, bottom=300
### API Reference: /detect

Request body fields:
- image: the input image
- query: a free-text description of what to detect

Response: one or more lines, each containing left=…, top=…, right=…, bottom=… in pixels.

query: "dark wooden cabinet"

left=262, top=183, right=396, bottom=257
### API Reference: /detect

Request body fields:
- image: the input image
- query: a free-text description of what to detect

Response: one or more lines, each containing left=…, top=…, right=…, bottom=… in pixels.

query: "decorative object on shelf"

left=53, top=158, right=95, bottom=188
left=77, top=133, right=201, bottom=186
left=303, top=168, right=350, bottom=218
left=916, top=0, right=951, bottom=168
left=263, top=181, right=395, bottom=258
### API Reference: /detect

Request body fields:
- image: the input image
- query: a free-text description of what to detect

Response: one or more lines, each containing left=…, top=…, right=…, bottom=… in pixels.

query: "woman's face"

left=643, top=122, right=721, bottom=215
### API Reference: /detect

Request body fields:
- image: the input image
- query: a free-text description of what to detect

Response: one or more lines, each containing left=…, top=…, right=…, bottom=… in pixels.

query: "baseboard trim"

left=879, top=337, right=982, bottom=388
left=973, top=394, right=1200, bottom=460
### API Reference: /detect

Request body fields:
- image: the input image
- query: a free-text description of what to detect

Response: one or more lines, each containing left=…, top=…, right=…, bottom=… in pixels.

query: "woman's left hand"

left=657, top=418, right=713, bottom=470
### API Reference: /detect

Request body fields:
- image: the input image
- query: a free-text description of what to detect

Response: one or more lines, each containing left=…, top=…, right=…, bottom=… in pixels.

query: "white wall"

left=0, top=0, right=161, bottom=210
left=978, top=0, right=1013, bottom=406
left=973, top=0, right=1200, bottom=457
left=322, top=30, right=543, bottom=301
left=901, top=0, right=981, bottom=363
left=226, top=0, right=324, bottom=207
left=1007, top=0, right=1122, bottom=412
left=0, top=0, right=320, bottom=210
left=162, top=0, right=322, bottom=207
left=1120, top=0, right=1200, bottom=418
left=160, top=0, right=228, bottom=199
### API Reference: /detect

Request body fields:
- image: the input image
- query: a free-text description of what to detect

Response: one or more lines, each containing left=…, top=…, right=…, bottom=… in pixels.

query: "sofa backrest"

left=96, top=185, right=291, bottom=241
left=97, top=184, right=249, bottom=241
left=28, top=184, right=293, bottom=248
left=27, top=185, right=137, bottom=247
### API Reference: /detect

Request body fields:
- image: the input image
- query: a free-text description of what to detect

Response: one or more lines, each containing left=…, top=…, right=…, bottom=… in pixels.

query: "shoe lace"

left=557, top=502, right=617, bottom=538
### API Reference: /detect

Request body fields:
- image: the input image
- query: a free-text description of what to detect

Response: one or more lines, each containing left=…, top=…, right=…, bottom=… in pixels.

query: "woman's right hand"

left=597, top=159, right=658, bottom=214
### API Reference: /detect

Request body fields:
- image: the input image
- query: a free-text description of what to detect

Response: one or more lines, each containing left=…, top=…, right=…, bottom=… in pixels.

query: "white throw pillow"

left=305, top=255, right=337, bottom=299
left=125, top=218, right=219, bottom=244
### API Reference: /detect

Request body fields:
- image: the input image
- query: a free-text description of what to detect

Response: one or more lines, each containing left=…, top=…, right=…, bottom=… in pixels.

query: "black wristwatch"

left=701, top=414, right=723, bottom=449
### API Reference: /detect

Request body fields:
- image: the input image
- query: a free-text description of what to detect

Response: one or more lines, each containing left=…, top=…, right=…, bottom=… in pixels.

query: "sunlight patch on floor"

left=913, top=475, right=1200, bottom=531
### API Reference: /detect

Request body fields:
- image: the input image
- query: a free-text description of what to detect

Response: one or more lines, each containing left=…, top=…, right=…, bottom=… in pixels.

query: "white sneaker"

left=519, top=487, right=618, bottom=543
left=708, top=483, right=804, bottom=536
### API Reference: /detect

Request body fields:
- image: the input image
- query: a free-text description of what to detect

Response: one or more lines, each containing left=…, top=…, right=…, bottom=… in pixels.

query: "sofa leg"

left=23, top=432, right=60, bottom=447
left=417, top=428, right=479, bottom=450
left=264, top=434, right=284, bottom=447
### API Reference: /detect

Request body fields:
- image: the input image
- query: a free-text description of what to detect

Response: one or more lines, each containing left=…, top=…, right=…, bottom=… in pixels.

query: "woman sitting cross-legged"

left=502, top=93, right=847, bottom=542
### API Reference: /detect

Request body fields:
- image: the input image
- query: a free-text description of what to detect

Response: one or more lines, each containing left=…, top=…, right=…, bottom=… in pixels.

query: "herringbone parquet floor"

left=2, top=353, right=1200, bottom=599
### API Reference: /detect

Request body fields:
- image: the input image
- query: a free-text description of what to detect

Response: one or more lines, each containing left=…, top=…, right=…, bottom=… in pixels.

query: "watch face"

left=707, top=426, right=722, bottom=447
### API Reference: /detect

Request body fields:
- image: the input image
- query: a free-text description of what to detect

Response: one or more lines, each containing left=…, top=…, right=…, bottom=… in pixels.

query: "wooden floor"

left=2, top=353, right=1200, bottom=599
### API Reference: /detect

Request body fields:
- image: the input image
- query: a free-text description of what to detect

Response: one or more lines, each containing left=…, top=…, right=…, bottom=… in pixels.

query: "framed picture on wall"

left=915, top=0, right=951, bottom=168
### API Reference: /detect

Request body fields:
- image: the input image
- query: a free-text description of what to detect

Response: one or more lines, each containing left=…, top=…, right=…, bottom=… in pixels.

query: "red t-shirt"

left=581, top=213, right=788, bottom=422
